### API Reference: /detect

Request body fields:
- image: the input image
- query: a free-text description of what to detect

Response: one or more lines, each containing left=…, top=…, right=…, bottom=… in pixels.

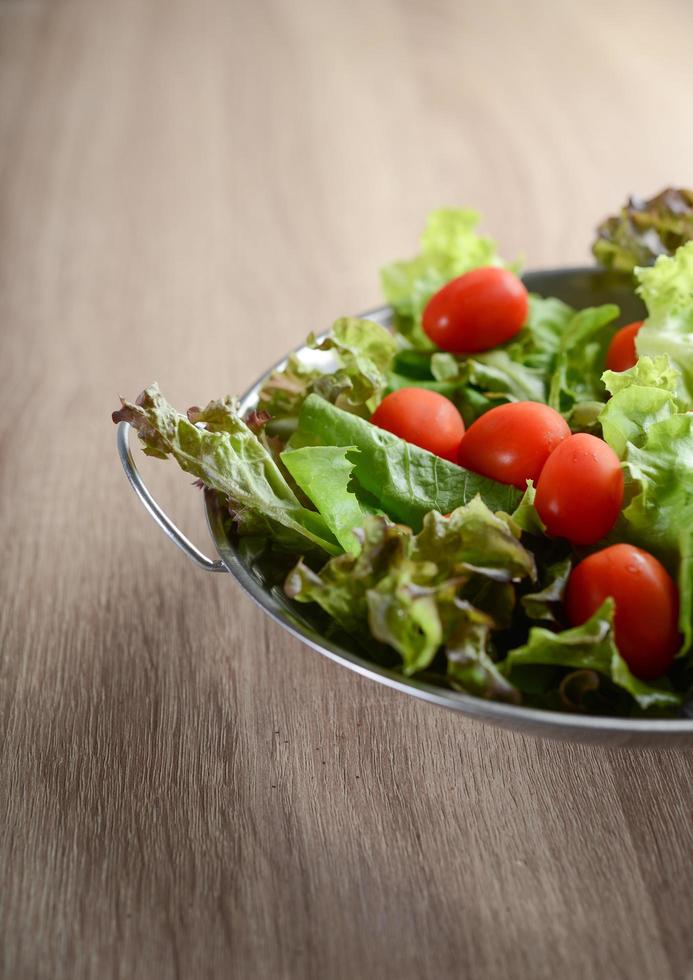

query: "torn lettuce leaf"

left=257, top=316, right=396, bottom=422
left=504, top=600, right=681, bottom=711
left=380, top=208, right=504, bottom=349
left=292, top=393, right=522, bottom=527
left=113, top=384, right=340, bottom=555
left=280, top=445, right=364, bottom=554
left=593, top=188, right=693, bottom=273
left=635, top=243, right=693, bottom=408
left=286, top=499, right=534, bottom=686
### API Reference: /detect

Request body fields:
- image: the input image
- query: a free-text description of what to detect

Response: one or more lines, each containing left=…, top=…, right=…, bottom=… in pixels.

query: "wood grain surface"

left=2, top=1, right=693, bottom=977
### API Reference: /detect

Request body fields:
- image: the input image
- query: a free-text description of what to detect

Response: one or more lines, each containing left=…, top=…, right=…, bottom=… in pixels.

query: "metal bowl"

left=116, top=267, right=693, bottom=747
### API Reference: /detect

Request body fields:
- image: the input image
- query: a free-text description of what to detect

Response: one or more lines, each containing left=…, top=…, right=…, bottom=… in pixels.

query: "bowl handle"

left=116, top=421, right=227, bottom=573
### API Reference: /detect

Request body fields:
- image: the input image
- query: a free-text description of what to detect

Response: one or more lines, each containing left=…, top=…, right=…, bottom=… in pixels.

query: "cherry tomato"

left=422, top=267, right=529, bottom=353
left=370, top=387, right=465, bottom=462
left=534, top=434, right=624, bottom=545
left=605, top=321, right=642, bottom=372
left=457, top=402, right=570, bottom=489
left=565, top=544, right=680, bottom=679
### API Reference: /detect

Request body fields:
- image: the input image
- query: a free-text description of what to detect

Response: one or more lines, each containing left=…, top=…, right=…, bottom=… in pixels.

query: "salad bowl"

left=116, top=267, right=693, bottom=747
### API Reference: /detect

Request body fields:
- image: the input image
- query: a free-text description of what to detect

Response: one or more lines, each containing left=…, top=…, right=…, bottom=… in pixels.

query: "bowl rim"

left=204, top=267, right=693, bottom=741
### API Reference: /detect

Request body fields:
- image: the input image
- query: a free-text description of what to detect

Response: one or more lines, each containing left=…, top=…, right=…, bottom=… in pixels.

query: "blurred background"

left=3, top=0, right=693, bottom=397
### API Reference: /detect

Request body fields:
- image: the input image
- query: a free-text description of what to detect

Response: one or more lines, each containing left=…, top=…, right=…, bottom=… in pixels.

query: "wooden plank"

left=1, top=0, right=692, bottom=976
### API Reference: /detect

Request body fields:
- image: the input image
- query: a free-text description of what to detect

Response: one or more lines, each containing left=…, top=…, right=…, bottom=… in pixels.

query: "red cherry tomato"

left=534, top=434, right=624, bottom=545
left=565, top=544, right=680, bottom=679
left=370, top=387, right=465, bottom=462
left=605, top=321, right=642, bottom=372
left=457, top=402, right=570, bottom=489
left=422, top=267, right=529, bottom=353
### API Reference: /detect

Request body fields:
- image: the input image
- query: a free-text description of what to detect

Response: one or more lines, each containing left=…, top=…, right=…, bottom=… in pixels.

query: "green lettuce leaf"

left=280, top=446, right=364, bottom=554
left=255, top=352, right=328, bottom=422
left=508, top=481, right=546, bottom=536
left=518, top=295, right=577, bottom=375
left=444, top=602, right=520, bottom=702
left=459, top=294, right=576, bottom=404
left=635, top=243, right=693, bottom=408
left=431, top=348, right=546, bottom=406
left=678, top=528, right=693, bottom=656
left=603, top=353, right=680, bottom=396
left=380, top=208, right=504, bottom=348
left=599, top=355, right=681, bottom=458
left=411, top=499, right=536, bottom=581
left=257, top=317, right=396, bottom=422
left=601, top=403, right=693, bottom=660
left=622, top=412, right=693, bottom=557
left=309, top=317, right=397, bottom=414
left=548, top=304, right=620, bottom=417
left=113, top=384, right=340, bottom=555
left=504, top=599, right=681, bottom=711
left=521, top=557, right=572, bottom=624
left=285, top=518, right=409, bottom=645
left=293, top=393, right=522, bottom=527
left=593, top=188, right=693, bottom=273
left=286, top=499, right=534, bottom=689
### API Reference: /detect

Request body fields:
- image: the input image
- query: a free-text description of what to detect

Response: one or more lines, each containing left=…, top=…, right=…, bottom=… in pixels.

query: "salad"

left=113, top=192, right=693, bottom=718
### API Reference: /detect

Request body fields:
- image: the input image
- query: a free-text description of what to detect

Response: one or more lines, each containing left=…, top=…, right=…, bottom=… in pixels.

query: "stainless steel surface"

left=118, top=267, right=693, bottom=746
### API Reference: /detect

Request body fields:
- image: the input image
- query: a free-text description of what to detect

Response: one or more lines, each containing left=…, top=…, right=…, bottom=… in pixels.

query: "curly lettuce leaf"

left=280, top=446, right=364, bottom=554
left=593, top=188, right=693, bottom=273
left=504, top=600, right=681, bottom=711
left=285, top=518, right=409, bottom=644
left=596, top=396, right=692, bottom=660
left=411, top=500, right=536, bottom=582
left=293, top=393, right=521, bottom=527
left=622, top=412, right=693, bottom=558
left=599, top=355, right=681, bottom=458
left=309, top=317, right=397, bottom=414
left=635, top=243, right=693, bottom=407
left=257, top=317, right=396, bottom=422
left=286, top=499, right=534, bottom=688
left=112, top=384, right=340, bottom=555
left=380, top=208, right=504, bottom=349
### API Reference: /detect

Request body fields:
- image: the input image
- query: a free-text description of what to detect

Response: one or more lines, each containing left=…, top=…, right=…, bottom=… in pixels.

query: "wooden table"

left=2, top=1, right=693, bottom=977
